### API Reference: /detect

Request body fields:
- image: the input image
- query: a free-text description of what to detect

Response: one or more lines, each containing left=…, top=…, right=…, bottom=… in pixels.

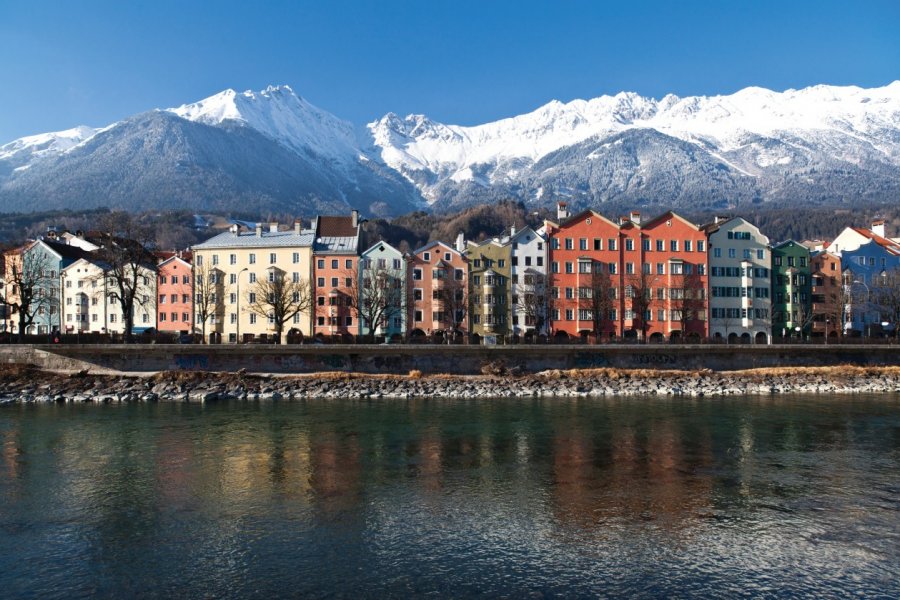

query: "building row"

left=3, top=206, right=900, bottom=343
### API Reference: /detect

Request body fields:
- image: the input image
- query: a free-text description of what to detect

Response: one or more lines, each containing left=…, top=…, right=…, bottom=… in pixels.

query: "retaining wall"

left=1, top=344, right=899, bottom=375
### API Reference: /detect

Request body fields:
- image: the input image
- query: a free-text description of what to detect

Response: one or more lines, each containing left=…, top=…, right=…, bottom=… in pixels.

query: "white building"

left=706, top=217, right=772, bottom=344
left=60, top=258, right=156, bottom=335
left=509, top=225, right=549, bottom=336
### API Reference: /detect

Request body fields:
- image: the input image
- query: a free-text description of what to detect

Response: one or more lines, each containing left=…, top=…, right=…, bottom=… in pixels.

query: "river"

left=1, top=396, right=898, bottom=598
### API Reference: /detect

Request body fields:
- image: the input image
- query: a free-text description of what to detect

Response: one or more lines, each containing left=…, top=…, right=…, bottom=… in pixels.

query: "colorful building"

left=357, top=240, right=407, bottom=340
left=809, top=251, right=842, bottom=339
left=313, top=212, right=362, bottom=340
left=466, top=235, right=512, bottom=342
left=771, top=240, right=812, bottom=340
left=156, top=252, right=193, bottom=333
left=192, top=221, right=315, bottom=343
left=408, top=237, right=468, bottom=341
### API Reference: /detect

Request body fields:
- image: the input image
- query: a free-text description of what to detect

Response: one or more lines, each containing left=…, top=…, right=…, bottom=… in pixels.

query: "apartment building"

left=466, top=235, right=512, bottom=342
left=809, top=250, right=842, bottom=339
left=313, top=212, right=361, bottom=339
left=771, top=240, right=812, bottom=340
left=357, top=240, right=406, bottom=340
left=192, top=221, right=315, bottom=343
left=408, top=237, right=468, bottom=341
left=705, top=217, right=772, bottom=344
left=156, top=252, right=193, bottom=333
left=60, top=257, right=156, bottom=334
left=509, top=225, right=548, bottom=337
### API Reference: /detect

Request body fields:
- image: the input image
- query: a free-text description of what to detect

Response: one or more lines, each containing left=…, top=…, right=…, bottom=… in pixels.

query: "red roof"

left=851, top=227, right=900, bottom=256
left=316, top=216, right=357, bottom=238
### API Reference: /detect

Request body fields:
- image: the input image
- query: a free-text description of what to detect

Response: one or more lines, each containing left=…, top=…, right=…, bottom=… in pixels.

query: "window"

left=684, top=240, right=692, bottom=252
left=248, top=293, right=256, bottom=303
left=657, top=263, right=665, bottom=275
left=656, top=240, right=664, bottom=252
left=331, top=277, right=338, bottom=287
left=293, top=252, right=300, bottom=264
left=423, top=252, right=431, bottom=261
left=249, top=314, right=256, bottom=324
left=579, top=239, right=588, bottom=251
left=565, top=262, right=573, bottom=274
left=331, top=259, right=339, bottom=269
left=625, top=262, right=634, bottom=275
left=743, top=249, right=752, bottom=259
left=212, top=255, right=219, bottom=266
left=413, top=268, right=422, bottom=280
left=698, top=241, right=705, bottom=252
left=625, top=239, right=634, bottom=251
left=608, top=239, right=617, bottom=251
left=230, top=254, right=237, bottom=265
left=594, top=239, right=602, bottom=251
left=757, top=249, right=765, bottom=260
left=565, top=238, right=573, bottom=250
left=346, top=259, right=353, bottom=269
left=249, top=253, right=256, bottom=265
left=670, top=240, right=678, bottom=252
left=608, top=262, right=617, bottom=274
left=249, top=273, right=257, bottom=283
left=728, top=248, right=736, bottom=258
left=160, top=275, right=167, bottom=285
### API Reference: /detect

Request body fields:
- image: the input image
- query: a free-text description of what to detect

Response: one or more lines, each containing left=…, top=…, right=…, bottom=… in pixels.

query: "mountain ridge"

left=2, top=81, right=899, bottom=216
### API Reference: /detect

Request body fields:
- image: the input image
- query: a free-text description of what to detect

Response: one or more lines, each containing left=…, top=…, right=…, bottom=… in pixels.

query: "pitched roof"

left=850, top=227, right=900, bottom=256
left=40, top=239, right=96, bottom=262
left=316, top=216, right=358, bottom=238
left=193, top=229, right=315, bottom=250
left=313, top=215, right=360, bottom=254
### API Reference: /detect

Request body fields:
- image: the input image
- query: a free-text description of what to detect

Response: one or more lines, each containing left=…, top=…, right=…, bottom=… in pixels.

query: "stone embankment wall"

left=1, top=343, right=900, bottom=375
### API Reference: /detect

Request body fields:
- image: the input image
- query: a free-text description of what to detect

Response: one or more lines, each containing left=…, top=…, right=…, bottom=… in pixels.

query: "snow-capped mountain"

left=367, top=81, right=900, bottom=209
left=1, top=82, right=899, bottom=217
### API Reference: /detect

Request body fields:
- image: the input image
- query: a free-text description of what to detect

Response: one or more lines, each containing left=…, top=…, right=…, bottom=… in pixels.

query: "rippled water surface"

left=1, top=396, right=899, bottom=598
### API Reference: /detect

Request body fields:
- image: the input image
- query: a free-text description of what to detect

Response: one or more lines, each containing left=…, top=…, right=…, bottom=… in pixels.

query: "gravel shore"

left=2, top=365, right=900, bottom=404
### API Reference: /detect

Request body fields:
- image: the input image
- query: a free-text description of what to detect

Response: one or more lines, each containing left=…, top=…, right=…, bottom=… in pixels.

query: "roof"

left=40, top=239, right=96, bottom=262
left=313, top=215, right=360, bottom=254
left=850, top=227, right=900, bottom=256
left=193, top=229, right=315, bottom=250
left=315, top=216, right=358, bottom=238
left=413, top=240, right=460, bottom=257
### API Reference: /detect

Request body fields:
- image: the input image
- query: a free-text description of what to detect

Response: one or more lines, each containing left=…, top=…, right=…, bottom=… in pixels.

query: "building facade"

left=467, top=236, right=512, bottom=341
left=408, top=238, right=469, bottom=341
left=509, top=225, right=548, bottom=337
left=192, top=221, right=315, bottom=343
left=357, top=241, right=406, bottom=340
left=809, top=251, right=842, bottom=339
left=157, top=254, right=193, bottom=333
left=313, top=213, right=361, bottom=340
left=706, top=217, right=772, bottom=344
left=771, top=240, right=812, bottom=340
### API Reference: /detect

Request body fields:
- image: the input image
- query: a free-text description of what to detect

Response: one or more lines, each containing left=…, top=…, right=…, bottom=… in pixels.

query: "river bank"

left=2, top=364, right=900, bottom=403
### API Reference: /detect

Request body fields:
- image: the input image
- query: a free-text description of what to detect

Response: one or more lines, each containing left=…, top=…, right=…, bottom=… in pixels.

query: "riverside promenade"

left=1, top=343, right=900, bottom=376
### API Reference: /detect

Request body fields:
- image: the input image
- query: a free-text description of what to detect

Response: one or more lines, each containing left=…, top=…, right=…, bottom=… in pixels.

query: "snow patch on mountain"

left=0, top=125, right=99, bottom=161
left=167, top=85, right=360, bottom=164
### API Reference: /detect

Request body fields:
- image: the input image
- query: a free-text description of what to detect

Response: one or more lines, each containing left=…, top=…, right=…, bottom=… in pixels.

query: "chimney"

left=455, top=231, right=466, bottom=253
left=630, top=210, right=641, bottom=225
left=269, top=222, right=278, bottom=233
left=351, top=209, right=359, bottom=228
left=255, top=223, right=263, bottom=237
left=619, top=216, right=629, bottom=225
left=46, top=226, right=58, bottom=240
left=510, top=224, right=517, bottom=237
left=556, top=201, right=568, bottom=221
left=229, top=224, right=238, bottom=234
left=294, top=219, right=303, bottom=234
left=872, top=219, right=886, bottom=238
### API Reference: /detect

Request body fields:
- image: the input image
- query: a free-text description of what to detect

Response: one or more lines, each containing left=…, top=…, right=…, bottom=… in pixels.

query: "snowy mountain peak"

left=167, top=85, right=359, bottom=162
left=0, top=125, right=99, bottom=162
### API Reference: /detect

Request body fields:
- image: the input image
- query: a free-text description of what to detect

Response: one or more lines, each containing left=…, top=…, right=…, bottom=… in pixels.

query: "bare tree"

left=577, top=266, right=615, bottom=342
left=434, top=267, right=469, bottom=342
left=244, top=270, right=313, bottom=343
left=93, top=213, right=158, bottom=343
left=518, top=270, right=549, bottom=336
left=4, top=244, right=55, bottom=341
left=193, top=260, right=221, bottom=343
left=626, top=271, right=656, bottom=342
left=671, top=270, right=707, bottom=340
left=874, top=268, right=900, bottom=339
left=353, top=260, right=406, bottom=342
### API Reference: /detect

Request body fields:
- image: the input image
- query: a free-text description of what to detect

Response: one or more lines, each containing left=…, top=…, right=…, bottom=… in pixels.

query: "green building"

left=771, top=240, right=812, bottom=340
left=466, top=237, right=512, bottom=342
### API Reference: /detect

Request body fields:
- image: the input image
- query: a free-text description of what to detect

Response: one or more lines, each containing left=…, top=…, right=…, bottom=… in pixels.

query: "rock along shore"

left=2, top=365, right=900, bottom=404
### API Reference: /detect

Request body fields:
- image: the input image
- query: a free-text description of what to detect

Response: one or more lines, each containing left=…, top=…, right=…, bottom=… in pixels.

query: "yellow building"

left=466, top=236, right=513, bottom=342
left=192, top=221, right=315, bottom=343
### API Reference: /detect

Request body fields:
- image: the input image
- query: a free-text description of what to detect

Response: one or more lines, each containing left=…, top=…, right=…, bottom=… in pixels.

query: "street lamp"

left=236, top=267, right=248, bottom=343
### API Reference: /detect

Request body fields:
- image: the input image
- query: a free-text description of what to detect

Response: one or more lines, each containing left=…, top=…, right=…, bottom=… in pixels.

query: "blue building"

left=357, top=241, right=407, bottom=340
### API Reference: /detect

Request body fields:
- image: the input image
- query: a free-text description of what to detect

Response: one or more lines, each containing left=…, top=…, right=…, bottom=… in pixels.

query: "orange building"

left=639, top=211, right=709, bottom=341
left=546, top=206, right=623, bottom=341
left=810, top=251, right=842, bottom=339
left=313, top=212, right=361, bottom=340
left=156, top=252, right=193, bottom=334
left=408, top=237, right=469, bottom=342
left=547, top=204, right=708, bottom=341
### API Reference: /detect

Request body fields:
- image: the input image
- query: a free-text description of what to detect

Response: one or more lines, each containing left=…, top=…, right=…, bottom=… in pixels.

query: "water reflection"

left=0, top=397, right=897, bottom=597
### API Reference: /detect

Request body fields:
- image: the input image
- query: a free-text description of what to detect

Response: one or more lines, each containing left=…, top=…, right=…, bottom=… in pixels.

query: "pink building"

left=157, top=252, right=193, bottom=333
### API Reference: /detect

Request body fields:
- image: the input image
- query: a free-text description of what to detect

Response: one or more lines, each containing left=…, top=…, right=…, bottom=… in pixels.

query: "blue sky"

left=1, top=0, right=898, bottom=142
